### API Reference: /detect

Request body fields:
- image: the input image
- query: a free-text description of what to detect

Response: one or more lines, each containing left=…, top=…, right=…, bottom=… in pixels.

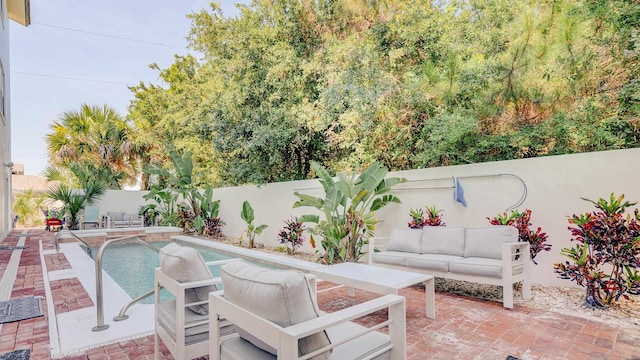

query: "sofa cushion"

left=387, top=229, right=422, bottom=253
left=371, top=251, right=408, bottom=266
left=124, top=212, right=139, bottom=221
left=220, top=260, right=331, bottom=359
left=449, top=257, right=507, bottom=278
left=463, top=226, right=518, bottom=259
left=420, top=227, right=466, bottom=256
left=107, top=211, right=123, bottom=221
left=159, top=243, right=217, bottom=315
left=405, top=253, right=464, bottom=272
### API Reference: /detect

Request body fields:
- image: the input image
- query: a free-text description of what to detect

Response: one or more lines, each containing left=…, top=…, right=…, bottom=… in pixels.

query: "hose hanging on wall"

left=396, top=173, right=528, bottom=211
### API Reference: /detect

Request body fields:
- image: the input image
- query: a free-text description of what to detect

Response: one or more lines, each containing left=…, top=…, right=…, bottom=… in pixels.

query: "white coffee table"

left=311, top=262, right=435, bottom=319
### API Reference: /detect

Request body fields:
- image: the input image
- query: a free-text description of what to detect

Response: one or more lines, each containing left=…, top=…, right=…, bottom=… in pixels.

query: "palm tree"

left=45, top=181, right=105, bottom=230
left=45, top=104, right=139, bottom=189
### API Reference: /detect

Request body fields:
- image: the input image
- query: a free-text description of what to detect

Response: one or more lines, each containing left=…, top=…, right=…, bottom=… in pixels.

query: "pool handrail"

left=54, top=230, right=93, bottom=254
left=113, top=258, right=238, bottom=322
left=92, top=234, right=151, bottom=332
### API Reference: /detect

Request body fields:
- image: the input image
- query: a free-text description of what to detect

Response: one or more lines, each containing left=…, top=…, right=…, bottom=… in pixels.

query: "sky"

left=9, top=0, right=248, bottom=176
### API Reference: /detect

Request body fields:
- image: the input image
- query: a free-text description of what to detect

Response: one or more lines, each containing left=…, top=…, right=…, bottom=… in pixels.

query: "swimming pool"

left=90, top=240, right=234, bottom=304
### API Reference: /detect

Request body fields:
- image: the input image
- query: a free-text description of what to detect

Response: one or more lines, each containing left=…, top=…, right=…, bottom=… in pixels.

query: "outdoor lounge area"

left=0, top=229, right=639, bottom=360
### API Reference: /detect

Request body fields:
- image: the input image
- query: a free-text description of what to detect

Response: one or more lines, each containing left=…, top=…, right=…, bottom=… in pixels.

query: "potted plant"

left=277, top=216, right=305, bottom=255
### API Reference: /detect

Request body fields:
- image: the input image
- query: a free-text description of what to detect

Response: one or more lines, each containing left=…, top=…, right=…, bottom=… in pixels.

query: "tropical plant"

left=487, top=209, right=551, bottom=264
left=424, top=205, right=445, bottom=226
left=143, top=150, right=203, bottom=227
left=197, top=187, right=224, bottom=237
left=12, top=190, right=47, bottom=227
left=177, top=204, right=196, bottom=233
left=554, top=194, right=640, bottom=308
left=240, top=201, right=268, bottom=248
left=277, top=217, right=305, bottom=255
left=45, top=181, right=105, bottom=230
left=408, top=208, right=425, bottom=229
left=294, top=161, right=405, bottom=264
left=139, top=204, right=159, bottom=227
left=45, top=104, right=138, bottom=189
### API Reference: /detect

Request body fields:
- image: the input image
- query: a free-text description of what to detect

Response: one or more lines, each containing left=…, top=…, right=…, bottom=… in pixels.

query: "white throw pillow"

left=159, top=242, right=217, bottom=315
left=220, top=259, right=331, bottom=359
left=387, top=229, right=422, bottom=253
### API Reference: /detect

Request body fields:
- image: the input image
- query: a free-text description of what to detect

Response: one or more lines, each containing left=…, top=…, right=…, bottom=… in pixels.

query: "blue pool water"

left=91, top=241, right=234, bottom=304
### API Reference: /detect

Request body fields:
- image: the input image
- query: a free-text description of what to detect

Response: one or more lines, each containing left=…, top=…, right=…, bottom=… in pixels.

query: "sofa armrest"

left=501, top=242, right=532, bottom=306
left=209, top=291, right=405, bottom=360
left=368, top=236, right=390, bottom=264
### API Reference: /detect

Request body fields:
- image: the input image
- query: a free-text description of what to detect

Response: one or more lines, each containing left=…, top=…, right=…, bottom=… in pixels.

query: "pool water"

left=91, top=241, right=234, bottom=304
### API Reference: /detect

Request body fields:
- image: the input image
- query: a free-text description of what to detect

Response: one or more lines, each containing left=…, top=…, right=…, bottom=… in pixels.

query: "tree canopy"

left=124, top=0, right=640, bottom=187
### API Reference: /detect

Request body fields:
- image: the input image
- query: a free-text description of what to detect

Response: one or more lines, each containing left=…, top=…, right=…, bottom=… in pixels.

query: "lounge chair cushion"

left=420, top=226, right=465, bottom=256
left=386, top=229, right=422, bottom=253
left=464, top=226, right=518, bottom=259
left=159, top=243, right=217, bottom=315
left=220, top=260, right=331, bottom=359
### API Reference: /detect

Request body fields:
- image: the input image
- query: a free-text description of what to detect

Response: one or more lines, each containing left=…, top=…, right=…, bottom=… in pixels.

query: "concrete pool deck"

left=1, top=229, right=639, bottom=359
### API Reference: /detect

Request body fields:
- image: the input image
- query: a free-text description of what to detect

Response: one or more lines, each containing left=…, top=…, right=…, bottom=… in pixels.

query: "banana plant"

left=294, top=161, right=405, bottom=264
left=240, top=201, right=268, bottom=248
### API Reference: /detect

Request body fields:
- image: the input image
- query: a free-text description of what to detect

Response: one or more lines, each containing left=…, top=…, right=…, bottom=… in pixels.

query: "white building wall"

left=0, top=0, right=12, bottom=240
left=95, top=148, right=640, bottom=287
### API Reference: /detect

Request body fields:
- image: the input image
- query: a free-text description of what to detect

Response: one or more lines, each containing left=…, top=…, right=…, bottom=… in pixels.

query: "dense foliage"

left=45, top=104, right=137, bottom=189
left=554, top=194, right=640, bottom=308
left=122, top=0, right=640, bottom=187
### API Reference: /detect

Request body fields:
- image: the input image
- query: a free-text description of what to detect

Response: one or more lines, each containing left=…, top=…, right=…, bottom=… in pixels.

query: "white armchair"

left=154, top=243, right=235, bottom=360
left=209, top=260, right=406, bottom=360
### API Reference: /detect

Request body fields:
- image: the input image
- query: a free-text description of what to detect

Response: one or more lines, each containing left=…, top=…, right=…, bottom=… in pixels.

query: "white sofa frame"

left=208, top=290, right=407, bottom=360
left=368, top=237, right=532, bottom=309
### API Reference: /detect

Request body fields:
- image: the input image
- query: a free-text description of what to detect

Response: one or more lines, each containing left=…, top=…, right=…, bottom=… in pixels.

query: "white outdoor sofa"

left=368, top=226, right=531, bottom=309
left=209, top=259, right=407, bottom=360
left=104, top=211, right=144, bottom=228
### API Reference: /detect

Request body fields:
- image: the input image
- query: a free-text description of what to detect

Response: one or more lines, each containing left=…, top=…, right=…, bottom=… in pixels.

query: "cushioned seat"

left=448, top=257, right=504, bottom=278
left=405, top=253, right=464, bottom=272
left=210, top=260, right=406, bottom=360
left=219, top=322, right=393, bottom=360
left=371, top=251, right=408, bottom=266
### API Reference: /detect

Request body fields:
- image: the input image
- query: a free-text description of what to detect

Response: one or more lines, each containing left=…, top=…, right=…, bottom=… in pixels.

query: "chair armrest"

left=209, top=291, right=405, bottom=359
left=501, top=242, right=531, bottom=276
left=155, top=267, right=222, bottom=295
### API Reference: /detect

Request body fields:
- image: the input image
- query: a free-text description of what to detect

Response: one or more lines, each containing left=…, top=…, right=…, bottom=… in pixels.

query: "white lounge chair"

left=154, top=243, right=235, bottom=360
left=209, top=260, right=407, bottom=360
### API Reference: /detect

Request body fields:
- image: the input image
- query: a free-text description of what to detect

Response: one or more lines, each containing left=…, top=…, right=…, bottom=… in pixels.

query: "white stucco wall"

left=0, top=1, right=12, bottom=240
left=95, top=148, right=640, bottom=287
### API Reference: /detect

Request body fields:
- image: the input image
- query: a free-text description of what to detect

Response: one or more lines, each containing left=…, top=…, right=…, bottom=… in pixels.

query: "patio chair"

left=80, top=205, right=101, bottom=229
left=154, top=243, right=235, bottom=360
left=209, top=259, right=407, bottom=360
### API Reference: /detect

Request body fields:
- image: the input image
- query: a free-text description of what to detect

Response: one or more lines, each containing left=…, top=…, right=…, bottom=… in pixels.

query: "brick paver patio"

left=0, top=229, right=638, bottom=359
